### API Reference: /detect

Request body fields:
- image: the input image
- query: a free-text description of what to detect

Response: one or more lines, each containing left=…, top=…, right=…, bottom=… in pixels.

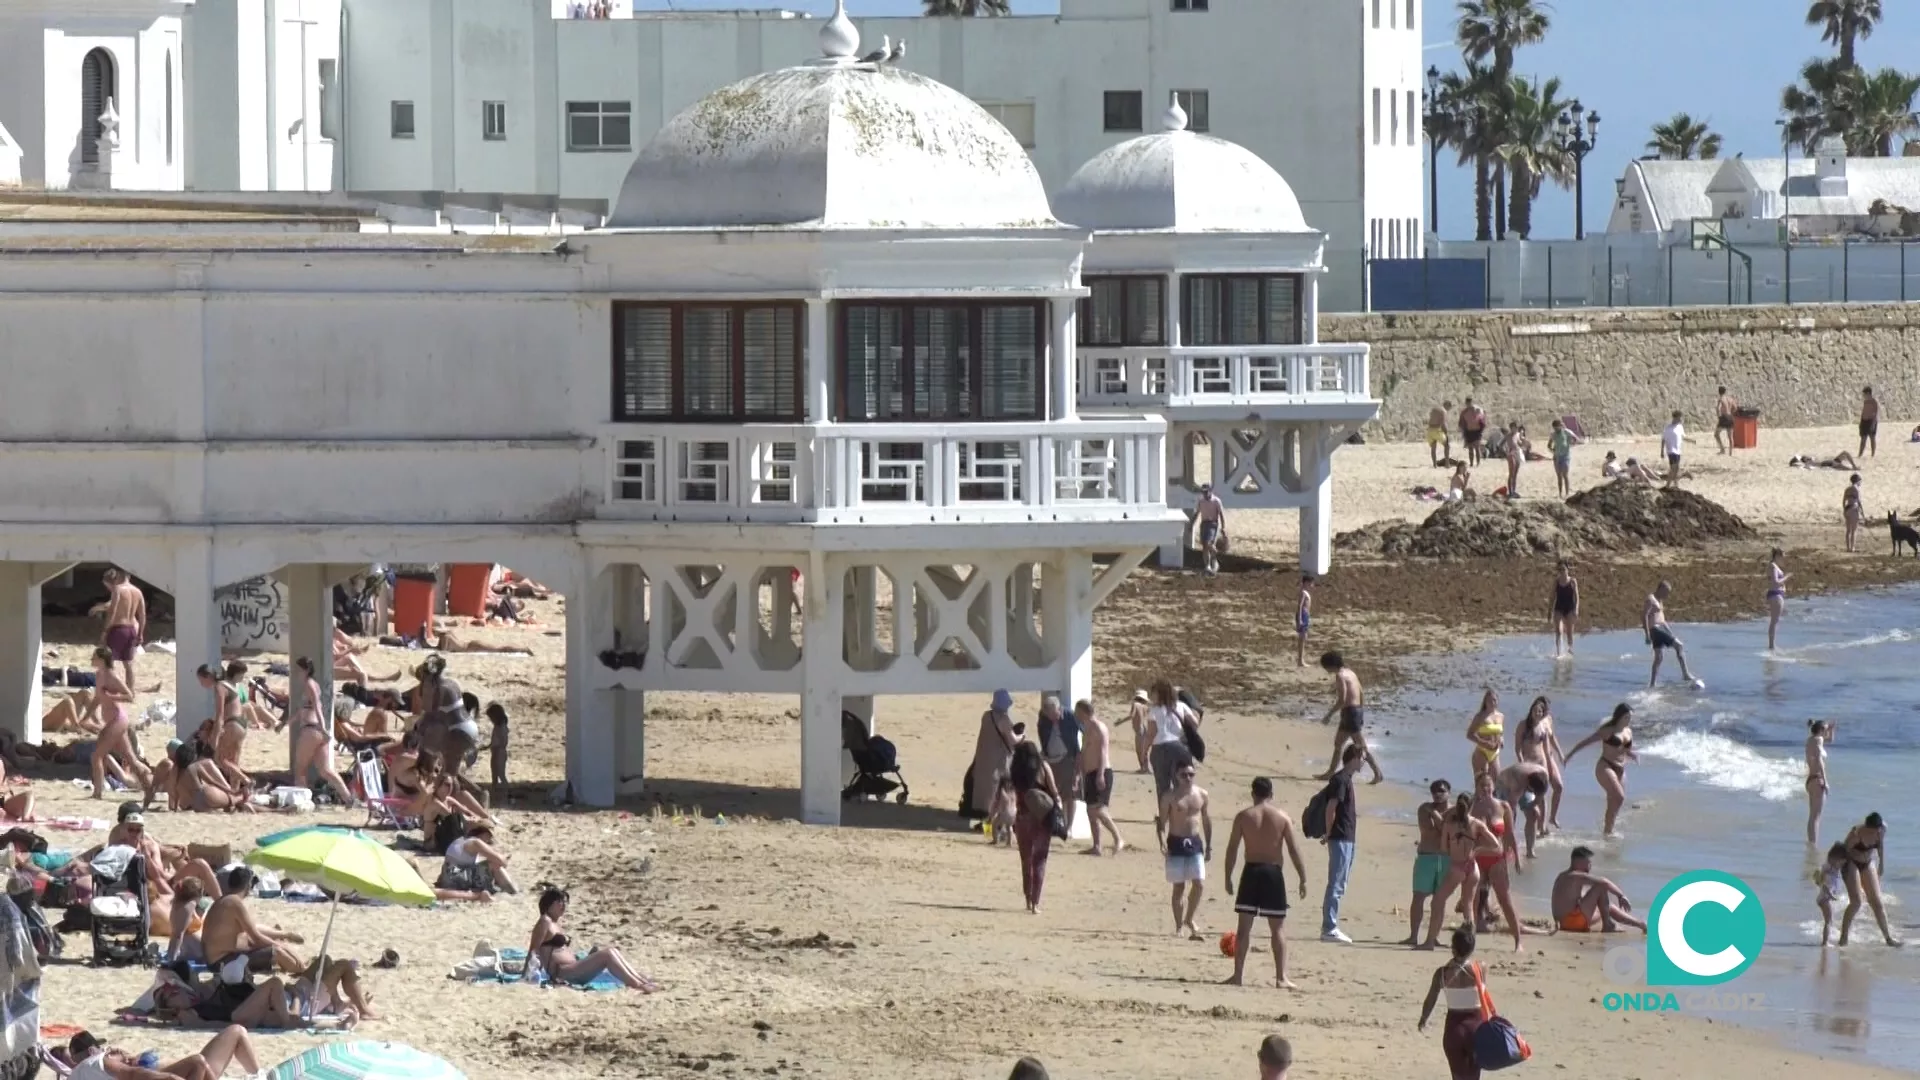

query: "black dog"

left=1889, top=511, right=1920, bottom=556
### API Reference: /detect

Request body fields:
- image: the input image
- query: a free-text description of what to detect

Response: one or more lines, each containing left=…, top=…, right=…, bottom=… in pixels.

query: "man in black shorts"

left=1860, top=386, right=1880, bottom=458
left=1223, top=777, right=1308, bottom=988
left=1313, top=652, right=1383, bottom=784
left=1714, top=386, right=1737, bottom=455
left=1458, top=398, right=1488, bottom=466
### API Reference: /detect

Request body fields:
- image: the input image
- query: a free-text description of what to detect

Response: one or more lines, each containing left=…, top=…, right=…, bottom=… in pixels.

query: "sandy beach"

left=15, top=422, right=1920, bottom=1080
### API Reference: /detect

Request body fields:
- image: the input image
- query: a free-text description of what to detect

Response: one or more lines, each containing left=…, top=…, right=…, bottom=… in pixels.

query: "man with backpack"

left=1305, top=744, right=1363, bottom=944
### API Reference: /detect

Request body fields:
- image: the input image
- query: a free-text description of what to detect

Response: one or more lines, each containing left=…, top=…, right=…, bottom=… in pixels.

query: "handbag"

left=1470, top=961, right=1533, bottom=1070
left=1021, top=787, right=1070, bottom=841
left=1181, top=713, right=1207, bottom=764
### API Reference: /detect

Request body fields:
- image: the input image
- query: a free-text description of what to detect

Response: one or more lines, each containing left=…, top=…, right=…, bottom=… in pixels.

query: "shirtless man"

left=1550, top=846, right=1645, bottom=933
left=1494, top=761, right=1551, bottom=859
left=1076, top=699, right=1125, bottom=856
left=1222, top=777, right=1308, bottom=988
left=202, top=866, right=307, bottom=978
left=1714, top=386, right=1737, bottom=455
left=95, top=569, right=147, bottom=691
left=1157, top=763, right=1212, bottom=939
left=1859, top=386, right=1880, bottom=459
left=1428, top=400, right=1454, bottom=466
left=1313, top=651, right=1383, bottom=784
left=1643, top=581, right=1696, bottom=687
left=1195, top=484, right=1227, bottom=577
left=1120, top=689, right=1153, bottom=773
left=1458, top=398, right=1488, bottom=466
left=1401, top=779, right=1452, bottom=946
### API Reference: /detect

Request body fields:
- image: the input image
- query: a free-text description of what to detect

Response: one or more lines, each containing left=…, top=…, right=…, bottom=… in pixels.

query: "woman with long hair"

left=1514, top=696, right=1566, bottom=831
left=1805, top=720, right=1834, bottom=845
left=1465, top=689, right=1504, bottom=783
left=1418, top=924, right=1490, bottom=1080
left=289, top=657, right=356, bottom=806
left=1838, top=813, right=1901, bottom=947
left=1563, top=703, right=1636, bottom=838
left=1009, top=739, right=1061, bottom=914
left=1417, top=796, right=1500, bottom=952
left=89, top=647, right=150, bottom=799
left=207, top=661, right=252, bottom=789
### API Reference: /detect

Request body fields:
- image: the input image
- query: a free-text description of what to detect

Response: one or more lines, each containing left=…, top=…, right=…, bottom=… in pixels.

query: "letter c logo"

left=1646, top=871, right=1765, bottom=987
left=1658, top=880, right=1748, bottom=978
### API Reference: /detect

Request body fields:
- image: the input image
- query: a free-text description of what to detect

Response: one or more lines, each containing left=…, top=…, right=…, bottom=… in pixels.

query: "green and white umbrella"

left=267, top=1040, right=466, bottom=1080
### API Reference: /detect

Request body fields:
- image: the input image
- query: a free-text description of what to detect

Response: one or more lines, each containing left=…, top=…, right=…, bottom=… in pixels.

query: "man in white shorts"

left=1158, top=763, right=1212, bottom=939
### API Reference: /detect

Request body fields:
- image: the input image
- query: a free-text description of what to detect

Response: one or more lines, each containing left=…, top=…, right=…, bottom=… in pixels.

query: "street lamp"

left=1424, top=65, right=1450, bottom=236
left=1554, top=100, right=1600, bottom=239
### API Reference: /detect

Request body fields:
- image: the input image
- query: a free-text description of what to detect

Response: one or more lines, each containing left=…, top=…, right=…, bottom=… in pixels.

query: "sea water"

left=1368, top=585, right=1920, bottom=1071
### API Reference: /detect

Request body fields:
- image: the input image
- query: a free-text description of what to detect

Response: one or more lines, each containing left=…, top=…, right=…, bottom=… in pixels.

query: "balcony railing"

left=1076, top=343, right=1372, bottom=410
left=601, top=420, right=1167, bottom=523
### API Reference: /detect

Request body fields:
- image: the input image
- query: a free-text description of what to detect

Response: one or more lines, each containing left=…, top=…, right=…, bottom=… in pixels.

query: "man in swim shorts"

left=1495, top=761, right=1551, bottom=859
left=1223, top=777, right=1308, bottom=988
left=1860, top=386, right=1880, bottom=459
left=1401, top=779, right=1452, bottom=945
left=96, top=569, right=147, bottom=691
left=1643, top=580, right=1696, bottom=688
left=1314, top=652, right=1383, bottom=784
left=1157, top=763, right=1212, bottom=939
left=1550, top=847, right=1645, bottom=933
left=1075, top=699, right=1125, bottom=856
left=1458, top=398, right=1488, bottom=466
left=1195, top=484, right=1227, bottom=577
left=1714, top=386, right=1737, bottom=455
left=1428, top=401, right=1453, bottom=466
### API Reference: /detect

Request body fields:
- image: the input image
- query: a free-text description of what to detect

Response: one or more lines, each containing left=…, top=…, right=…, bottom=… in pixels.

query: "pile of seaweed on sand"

left=1334, top=482, right=1755, bottom=559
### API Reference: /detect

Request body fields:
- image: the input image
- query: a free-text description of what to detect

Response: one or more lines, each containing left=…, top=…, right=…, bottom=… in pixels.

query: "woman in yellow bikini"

left=1465, top=689, right=1505, bottom=782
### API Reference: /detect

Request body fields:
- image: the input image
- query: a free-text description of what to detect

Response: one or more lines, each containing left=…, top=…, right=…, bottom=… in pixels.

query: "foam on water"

left=1775, top=628, right=1913, bottom=655
left=1639, top=729, right=1805, bottom=802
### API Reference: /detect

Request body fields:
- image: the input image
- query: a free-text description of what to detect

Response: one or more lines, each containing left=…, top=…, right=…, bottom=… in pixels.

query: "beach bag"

left=1301, top=784, right=1331, bottom=840
left=1181, top=715, right=1207, bottom=764
left=432, top=811, right=469, bottom=856
left=1471, top=962, right=1532, bottom=1070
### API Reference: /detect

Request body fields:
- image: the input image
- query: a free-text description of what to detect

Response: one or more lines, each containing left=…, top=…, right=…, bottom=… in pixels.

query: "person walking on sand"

left=1806, top=720, right=1834, bottom=846
left=966, top=690, right=1019, bottom=821
left=1076, top=699, right=1125, bottom=856
left=1765, top=548, right=1790, bottom=651
left=1195, top=483, right=1227, bottom=577
left=1318, top=744, right=1363, bottom=944
left=1429, top=401, right=1454, bottom=466
left=1120, top=689, right=1153, bottom=773
left=1563, top=703, right=1637, bottom=838
left=1036, top=694, right=1081, bottom=834
left=95, top=569, right=147, bottom=692
left=1222, top=777, right=1308, bottom=988
left=1418, top=924, right=1491, bottom=1080
left=1842, top=473, right=1863, bottom=553
left=1147, top=680, right=1198, bottom=803
left=1010, top=740, right=1061, bottom=915
left=1459, top=399, right=1487, bottom=467
left=1314, top=652, right=1383, bottom=784
left=1158, top=763, right=1211, bottom=938
left=1293, top=576, right=1314, bottom=668
left=1859, top=386, right=1880, bottom=459
left=1660, top=410, right=1685, bottom=489
left=1642, top=581, right=1695, bottom=687
left=1549, top=846, right=1645, bottom=933
left=1401, top=779, right=1453, bottom=946
left=1548, top=561, right=1579, bottom=658
left=1714, top=386, right=1737, bottom=455
left=1547, top=418, right=1577, bottom=499
left=87, top=647, right=150, bottom=800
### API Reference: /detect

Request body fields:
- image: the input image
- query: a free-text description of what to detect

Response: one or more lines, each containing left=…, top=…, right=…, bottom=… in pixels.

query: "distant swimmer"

left=1765, top=548, right=1790, bottom=652
left=1641, top=581, right=1697, bottom=689
left=1806, top=720, right=1834, bottom=845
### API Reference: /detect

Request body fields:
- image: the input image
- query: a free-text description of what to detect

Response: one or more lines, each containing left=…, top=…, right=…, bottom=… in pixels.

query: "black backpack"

left=1302, top=782, right=1333, bottom=840
left=432, top=811, right=469, bottom=856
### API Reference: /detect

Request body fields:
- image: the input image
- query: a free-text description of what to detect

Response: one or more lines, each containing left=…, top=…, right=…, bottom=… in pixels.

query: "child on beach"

left=483, top=703, right=510, bottom=797
left=1816, top=842, right=1848, bottom=946
left=988, top=775, right=1017, bottom=846
left=1294, top=577, right=1314, bottom=667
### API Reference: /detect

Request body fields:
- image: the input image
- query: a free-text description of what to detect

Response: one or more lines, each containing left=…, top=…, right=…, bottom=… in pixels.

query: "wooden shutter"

left=1226, top=278, right=1262, bottom=344
left=615, top=305, right=671, bottom=420
left=1264, top=276, right=1301, bottom=344
left=681, top=307, right=733, bottom=418
left=1126, top=277, right=1164, bottom=345
left=1080, top=279, right=1124, bottom=346
left=1184, top=276, right=1222, bottom=346
left=842, top=305, right=904, bottom=421
left=913, top=306, right=971, bottom=419
left=742, top=306, right=798, bottom=419
left=980, top=305, right=1040, bottom=419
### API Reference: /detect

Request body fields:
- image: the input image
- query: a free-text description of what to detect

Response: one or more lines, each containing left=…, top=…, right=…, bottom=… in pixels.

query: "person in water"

left=1837, top=813, right=1901, bottom=947
left=1464, top=689, right=1504, bottom=783
left=1514, top=696, right=1566, bottom=831
left=1548, top=561, right=1579, bottom=658
left=1563, top=703, right=1636, bottom=838
left=1815, top=842, right=1848, bottom=948
left=1642, top=581, right=1696, bottom=688
left=1805, top=720, right=1834, bottom=846
left=1765, top=548, right=1790, bottom=652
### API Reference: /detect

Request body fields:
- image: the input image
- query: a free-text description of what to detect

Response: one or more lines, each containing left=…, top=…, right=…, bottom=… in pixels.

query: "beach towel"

left=453, top=947, right=621, bottom=991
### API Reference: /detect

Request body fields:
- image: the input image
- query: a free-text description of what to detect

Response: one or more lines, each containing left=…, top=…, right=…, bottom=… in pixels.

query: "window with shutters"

left=1181, top=275, right=1304, bottom=346
left=80, top=48, right=117, bottom=167
left=838, top=302, right=1046, bottom=422
left=611, top=302, right=804, bottom=422
left=1078, top=276, right=1165, bottom=347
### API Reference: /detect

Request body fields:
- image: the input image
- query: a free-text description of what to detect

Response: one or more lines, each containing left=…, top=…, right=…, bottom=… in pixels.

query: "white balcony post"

left=1299, top=431, right=1336, bottom=576
left=1301, top=272, right=1321, bottom=345
left=805, top=298, right=832, bottom=424
left=1051, top=296, right=1078, bottom=422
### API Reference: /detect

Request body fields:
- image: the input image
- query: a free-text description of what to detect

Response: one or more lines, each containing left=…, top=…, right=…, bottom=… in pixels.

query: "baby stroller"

left=841, top=711, right=909, bottom=804
left=88, top=849, right=154, bottom=966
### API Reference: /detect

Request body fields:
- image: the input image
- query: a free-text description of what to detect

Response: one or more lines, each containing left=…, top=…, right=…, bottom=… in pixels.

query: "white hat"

left=1132, top=688, right=1149, bottom=703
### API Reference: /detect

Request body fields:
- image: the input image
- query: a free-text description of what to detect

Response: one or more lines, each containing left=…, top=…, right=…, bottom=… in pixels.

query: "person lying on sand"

left=1789, top=452, right=1861, bottom=470
left=494, top=571, right=552, bottom=599
left=333, top=626, right=404, bottom=684
left=60, top=1024, right=263, bottom=1080
left=1601, top=453, right=1662, bottom=483
left=433, top=630, right=531, bottom=655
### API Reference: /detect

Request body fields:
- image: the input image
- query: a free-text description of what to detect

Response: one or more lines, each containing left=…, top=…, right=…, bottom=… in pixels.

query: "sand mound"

left=1335, top=482, right=1755, bottom=559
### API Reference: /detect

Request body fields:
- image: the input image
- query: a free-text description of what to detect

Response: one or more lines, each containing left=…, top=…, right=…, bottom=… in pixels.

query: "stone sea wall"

left=1321, top=304, right=1920, bottom=440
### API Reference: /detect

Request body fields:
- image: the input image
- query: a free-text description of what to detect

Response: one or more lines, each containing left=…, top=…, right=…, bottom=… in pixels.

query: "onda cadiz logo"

left=1645, top=870, right=1766, bottom=986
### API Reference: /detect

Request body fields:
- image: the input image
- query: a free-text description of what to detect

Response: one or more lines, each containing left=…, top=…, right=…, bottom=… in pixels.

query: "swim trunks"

left=1295, top=610, right=1310, bottom=636
left=1199, top=520, right=1221, bottom=546
left=1553, top=453, right=1571, bottom=472
left=1667, top=452, right=1682, bottom=468
left=1081, top=767, right=1112, bottom=808
left=1412, top=851, right=1450, bottom=894
left=1427, top=426, right=1447, bottom=447
left=1649, top=626, right=1678, bottom=651
left=1861, top=418, right=1879, bottom=439
left=1338, top=705, right=1365, bottom=735
left=104, top=625, right=139, bottom=664
left=1717, top=414, right=1735, bottom=431
left=1165, top=834, right=1206, bottom=883
left=1234, top=862, right=1289, bottom=919
left=1557, top=910, right=1591, bottom=933
left=1464, top=429, right=1484, bottom=447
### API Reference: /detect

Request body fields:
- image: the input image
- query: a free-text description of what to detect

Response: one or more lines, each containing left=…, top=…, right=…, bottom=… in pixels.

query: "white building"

left=0, top=0, right=1426, bottom=313
left=1609, top=138, right=1920, bottom=241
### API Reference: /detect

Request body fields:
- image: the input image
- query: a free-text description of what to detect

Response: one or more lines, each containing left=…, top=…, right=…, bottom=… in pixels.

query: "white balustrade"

left=1077, top=344, right=1371, bottom=409
left=602, top=420, right=1164, bottom=521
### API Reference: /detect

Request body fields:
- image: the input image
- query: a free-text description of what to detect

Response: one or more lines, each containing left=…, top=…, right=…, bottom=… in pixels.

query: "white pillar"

left=611, top=565, right=646, bottom=797
left=805, top=297, right=832, bottom=424
left=1047, top=554, right=1094, bottom=709
left=799, top=551, right=845, bottom=825
left=283, top=564, right=332, bottom=774
left=173, top=540, right=221, bottom=741
left=1301, top=270, right=1321, bottom=344
left=0, top=565, right=45, bottom=745
left=1051, top=295, right=1078, bottom=422
left=1299, top=432, right=1336, bottom=577
left=565, top=563, right=617, bottom=806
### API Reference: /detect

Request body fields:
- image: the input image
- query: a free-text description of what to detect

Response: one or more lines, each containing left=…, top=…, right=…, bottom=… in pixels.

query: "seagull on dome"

left=887, top=37, right=907, bottom=63
left=859, top=33, right=891, bottom=64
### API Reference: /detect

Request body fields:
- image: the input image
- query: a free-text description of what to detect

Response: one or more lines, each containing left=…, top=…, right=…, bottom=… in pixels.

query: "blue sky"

left=630, top=0, right=1920, bottom=240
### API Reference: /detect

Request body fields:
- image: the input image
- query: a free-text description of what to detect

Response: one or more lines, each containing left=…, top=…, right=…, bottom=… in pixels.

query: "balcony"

left=1076, top=344, right=1372, bottom=412
left=599, top=419, right=1168, bottom=525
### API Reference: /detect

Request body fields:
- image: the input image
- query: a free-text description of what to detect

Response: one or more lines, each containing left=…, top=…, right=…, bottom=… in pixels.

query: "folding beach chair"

left=353, top=750, right=415, bottom=830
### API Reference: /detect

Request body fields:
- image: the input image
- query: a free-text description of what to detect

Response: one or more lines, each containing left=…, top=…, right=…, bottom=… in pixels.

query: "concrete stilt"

left=610, top=565, right=645, bottom=797
left=566, top=566, right=616, bottom=807
left=173, top=541, right=221, bottom=740
left=283, top=564, right=333, bottom=773
left=1299, top=435, right=1335, bottom=577
left=800, top=552, right=844, bottom=825
left=0, top=564, right=70, bottom=744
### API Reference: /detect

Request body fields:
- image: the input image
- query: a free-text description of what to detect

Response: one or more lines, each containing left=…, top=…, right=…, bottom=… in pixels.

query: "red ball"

left=1219, top=930, right=1238, bottom=957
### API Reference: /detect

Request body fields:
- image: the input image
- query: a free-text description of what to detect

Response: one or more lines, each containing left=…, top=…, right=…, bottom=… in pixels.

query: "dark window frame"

left=1103, top=90, right=1144, bottom=133
left=565, top=100, right=633, bottom=152
left=1078, top=275, right=1166, bottom=347
left=1171, top=0, right=1209, bottom=9
left=1180, top=274, right=1306, bottom=346
left=610, top=301, right=806, bottom=423
left=390, top=100, right=415, bottom=139
left=835, top=300, right=1048, bottom=423
left=483, top=100, right=508, bottom=141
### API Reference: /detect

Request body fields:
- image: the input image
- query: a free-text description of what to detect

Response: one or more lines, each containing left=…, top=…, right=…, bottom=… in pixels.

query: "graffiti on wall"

left=217, top=576, right=287, bottom=651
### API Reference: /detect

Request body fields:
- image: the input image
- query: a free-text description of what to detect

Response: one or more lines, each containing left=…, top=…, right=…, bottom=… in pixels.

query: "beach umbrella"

left=266, top=1040, right=466, bottom=1080
left=245, top=829, right=434, bottom=1015
left=255, top=824, right=351, bottom=849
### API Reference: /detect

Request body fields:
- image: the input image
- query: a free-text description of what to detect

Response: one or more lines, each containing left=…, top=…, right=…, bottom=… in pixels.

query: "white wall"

left=186, top=0, right=338, bottom=192
left=1360, top=0, right=1424, bottom=277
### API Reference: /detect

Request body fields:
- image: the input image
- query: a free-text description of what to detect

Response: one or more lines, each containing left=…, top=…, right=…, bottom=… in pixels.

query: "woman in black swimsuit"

left=522, top=887, right=658, bottom=991
left=1838, top=813, right=1901, bottom=946
left=1563, top=703, right=1635, bottom=838
left=1548, top=561, right=1580, bottom=658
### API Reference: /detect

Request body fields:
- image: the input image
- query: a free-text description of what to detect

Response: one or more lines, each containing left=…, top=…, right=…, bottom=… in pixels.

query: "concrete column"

left=565, top=564, right=617, bottom=806
left=1047, top=554, right=1095, bottom=710
left=0, top=565, right=46, bottom=745
left=283, top=564, right=332, bottom=774
left=805, top=297, right=832, bottom=424
left=1166, top=273, right=1182, bottom=348
left=1301, top=270, right=1321, bottom=344
left=799, top=552, right=845, bottom=825
left=1299, top=434, right=1336, bottom=577
left=610, top=565, right=646, bottom=797
left=1051, top=295, right=1078, bottom=422
left=173, top=540, right=221, bottom=741
left=843, top=565, right=876, bottom=666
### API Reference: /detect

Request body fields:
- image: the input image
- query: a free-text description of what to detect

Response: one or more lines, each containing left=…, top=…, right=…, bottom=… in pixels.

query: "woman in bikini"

left=1805, top=720, right=1834, bottom=845
left=1417, top=796, right=1501, bottom=952
left=1563, top=702, right=1635, bottom=838
left=1837, top=813, right=1900, bottom=947
left=1468, top=770, right=1530, bottom=952
left=523, top=886, right=658, bottom=991
left=1842, top=473, right=1864, bottom=553
left=1515, top=696, right=1566, bottom=831
left=88, top=647, right=150, bottom=800
left=1548, top=560, right=1580, bottom=658
left=1765, top=548, right=1790, bottom=651
left=1465, top=689, right=1504, bottom=783
left=182, top=755, right=254, bottom=813
left=287, top=657, right=357, bottom=807
left=199, top=662, right=252, bottom=790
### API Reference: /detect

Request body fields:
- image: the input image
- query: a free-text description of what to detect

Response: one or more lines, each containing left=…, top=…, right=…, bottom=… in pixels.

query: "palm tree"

left=1848, top=67, right=1920, bottom=155
left=1805, top=0, right=1881, bottom=71
left=1456, top=0, right=1550, bottom=86
left=1780, top=57, right=1855, bottom=152
left=1646, top=113, right=1723, bottom=159
left=1494, top=75, right=1576, bottom=239
left=923, top=0, right=1010, bottom=14
left=1435, top=63, right=1501, bottom=240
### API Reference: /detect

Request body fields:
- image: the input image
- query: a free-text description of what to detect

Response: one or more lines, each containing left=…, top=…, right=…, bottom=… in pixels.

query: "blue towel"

left=492, top=948, right=621, bottom=992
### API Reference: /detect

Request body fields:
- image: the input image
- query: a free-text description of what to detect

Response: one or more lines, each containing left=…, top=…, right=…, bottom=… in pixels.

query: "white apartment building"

left=0, top=0, right=1424, bottom=311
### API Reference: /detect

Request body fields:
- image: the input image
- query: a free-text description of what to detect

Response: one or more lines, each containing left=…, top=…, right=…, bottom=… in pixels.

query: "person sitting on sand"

left=1790, top=452, right=1861, bottom=470
left=62, top=1024, right=262, bottom=1080
left=523, top=886, right=658, bottom=992
left=434, top=822, right=520, bottom=901
left=39, top=689, right=102, bottom=735
left=1448, top=461, right=1470, bottom=501
left=405, top=752, right=494, bottom=843
left=178, top=756, right=255, bottom=814
left=166, top=877, right=212, bottom=963
left=332, top=625, right=403, bottom=684
left=332, top=699, right=400, bottom=754
left=1549, top=846, right=1644, bottom=933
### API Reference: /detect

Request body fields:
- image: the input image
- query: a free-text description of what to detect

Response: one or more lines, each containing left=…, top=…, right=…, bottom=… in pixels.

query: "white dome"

left=1054, top=107, right=1312, bottom=233
left=609, top=21, right=1057, bottom=231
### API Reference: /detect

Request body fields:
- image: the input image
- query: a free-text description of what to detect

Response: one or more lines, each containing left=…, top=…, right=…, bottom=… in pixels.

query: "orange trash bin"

left=391, top=575, right=436, bottom=639
left=1732, top=407, right=1760, bottom=450
left=446, top=563, right=497, bottom=619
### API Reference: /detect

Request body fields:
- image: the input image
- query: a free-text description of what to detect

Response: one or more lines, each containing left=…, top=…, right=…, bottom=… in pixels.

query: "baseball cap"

left=123, top=813, right=147, bottom=828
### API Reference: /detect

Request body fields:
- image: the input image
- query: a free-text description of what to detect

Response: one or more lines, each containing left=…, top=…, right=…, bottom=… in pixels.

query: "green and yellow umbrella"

left=266, top=1040, right=465, bottom=1080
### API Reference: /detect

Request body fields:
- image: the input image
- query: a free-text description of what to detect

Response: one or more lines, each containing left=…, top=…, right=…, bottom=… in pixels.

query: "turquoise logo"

left=1646, top=871, right=1765, bottom=986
